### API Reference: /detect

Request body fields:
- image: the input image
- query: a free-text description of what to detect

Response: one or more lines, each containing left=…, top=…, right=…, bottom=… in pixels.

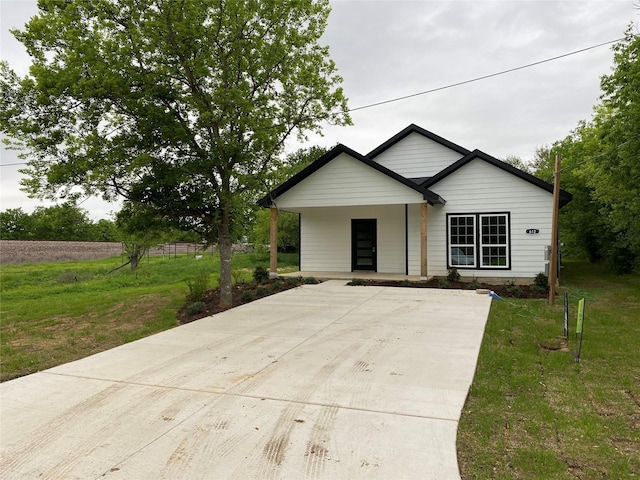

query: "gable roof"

left=257, top=144, right=446, bottom=207
left=423, top=149, right=573, bottom=206
left=366, top=124, right=471, bottom=159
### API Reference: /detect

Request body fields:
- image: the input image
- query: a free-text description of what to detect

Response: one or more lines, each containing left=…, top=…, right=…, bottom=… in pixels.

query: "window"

left=447, top=213, right=510, bottom=269
left=448, top=215, right=476, bottom=267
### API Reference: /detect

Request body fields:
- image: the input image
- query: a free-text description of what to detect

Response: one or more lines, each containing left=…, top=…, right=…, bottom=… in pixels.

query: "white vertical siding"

left=299, top=205, right=407, bottom=273
left=426, top=159, right=554, bottom=279
left=372, top=132, right=465, bottom=178
left=275, top=153, right=423, bottom=209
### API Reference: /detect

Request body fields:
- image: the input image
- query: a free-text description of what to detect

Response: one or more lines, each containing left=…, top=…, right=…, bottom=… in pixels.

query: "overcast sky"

left=1, top=0, right=638, bottom=220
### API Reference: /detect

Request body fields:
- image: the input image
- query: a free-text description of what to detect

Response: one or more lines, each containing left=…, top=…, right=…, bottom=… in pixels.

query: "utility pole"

left=549, top=154, right=561, bottom=305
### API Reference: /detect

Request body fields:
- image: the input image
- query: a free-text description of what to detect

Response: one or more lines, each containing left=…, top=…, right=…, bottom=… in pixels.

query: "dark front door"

left=352, top=219, right=377, bottom=271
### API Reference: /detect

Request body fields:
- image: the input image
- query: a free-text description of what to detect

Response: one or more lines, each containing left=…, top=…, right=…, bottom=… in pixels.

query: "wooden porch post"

left=270, top=207, right=278, bottom=278
left=420, top=203, right=428, bottom=279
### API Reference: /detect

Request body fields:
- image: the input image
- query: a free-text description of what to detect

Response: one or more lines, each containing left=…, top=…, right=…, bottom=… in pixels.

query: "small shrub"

left=402, top=279, right=412, bottom=287
left=270, top=281, right=282, bottom=293
left=438, top=278, right=450, bottom=288
left=253, top=266, right=269, bottom=284
left=240, top=290, right=256, bottom=302
left=467, top=277, right=481, bottom=290
left=285, top=276, right=302, bottom=286
left=303, top=277, right=319, bottom=284
left=256, top=286, right=269, bottom=296
left=232, top=269, right=246, bottom=285
left=505, top=279, right=522, bottom=298
left=349, top=278, right=365, bottom=286
left=508, top=285, right=523, bottom=298
left=447, top=268, right=461, bottom=283
left=186, top=271, right=210, bottom=302
left=186, top=301, right=205, bottom=315
left=533, top=272, right=549, bottom=293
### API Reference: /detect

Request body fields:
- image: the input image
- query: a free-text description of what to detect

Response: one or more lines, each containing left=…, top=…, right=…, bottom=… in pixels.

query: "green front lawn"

left=457, top=261, right=640, bottom=479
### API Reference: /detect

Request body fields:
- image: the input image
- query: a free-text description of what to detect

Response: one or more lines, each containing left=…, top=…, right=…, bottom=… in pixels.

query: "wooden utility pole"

left=548, top=154, right=561, bottom=305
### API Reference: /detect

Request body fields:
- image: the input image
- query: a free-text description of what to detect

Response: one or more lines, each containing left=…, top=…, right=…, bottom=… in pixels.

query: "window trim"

left=446, top=212, right=511, bottom=270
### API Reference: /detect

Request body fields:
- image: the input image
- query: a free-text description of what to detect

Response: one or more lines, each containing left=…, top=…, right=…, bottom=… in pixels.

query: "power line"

left=349, top=36, right=632, bottom=112
left=0, top=35, right=635, bottom=169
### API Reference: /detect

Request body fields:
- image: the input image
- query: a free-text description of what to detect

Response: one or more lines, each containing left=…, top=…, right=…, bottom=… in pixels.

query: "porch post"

left=420, top=203, right=428, bottom=279
left=270, top=207, right=278, bottom=278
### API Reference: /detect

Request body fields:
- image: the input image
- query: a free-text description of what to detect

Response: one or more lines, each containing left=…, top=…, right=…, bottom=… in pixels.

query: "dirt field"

left=0, top=240, right=216, bottom=265
left=0, top=240, right=124, bottom=265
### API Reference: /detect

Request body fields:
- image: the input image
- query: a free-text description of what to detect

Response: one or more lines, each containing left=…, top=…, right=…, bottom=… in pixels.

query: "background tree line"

left=504, top=28, right=639, bottom=274
left=0, top=203, right=118, bottom=241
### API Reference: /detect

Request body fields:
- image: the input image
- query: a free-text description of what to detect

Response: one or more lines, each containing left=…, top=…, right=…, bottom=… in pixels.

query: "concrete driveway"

left=0, top=281, right=492, bottom=479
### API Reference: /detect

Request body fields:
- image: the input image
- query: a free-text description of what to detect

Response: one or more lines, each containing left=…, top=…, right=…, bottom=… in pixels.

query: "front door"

left=352, top=219, right=377, bottom=271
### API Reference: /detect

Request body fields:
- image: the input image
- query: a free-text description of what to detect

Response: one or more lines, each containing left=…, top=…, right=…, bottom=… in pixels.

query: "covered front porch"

left=268, top=203, right=432, bottom=279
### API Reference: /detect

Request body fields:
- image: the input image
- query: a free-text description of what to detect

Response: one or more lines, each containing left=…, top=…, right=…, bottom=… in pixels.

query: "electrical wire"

left=0, top=35, right=637, bottom=168
left=348, top=36, right=634, bottom=113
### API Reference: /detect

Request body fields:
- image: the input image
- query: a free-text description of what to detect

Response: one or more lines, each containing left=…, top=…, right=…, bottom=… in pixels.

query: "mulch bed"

left=349, top=278, right=548, bottom=300
left=176, top=276, right=547, bottom=324
left=177, top=278, right=306, bottom=324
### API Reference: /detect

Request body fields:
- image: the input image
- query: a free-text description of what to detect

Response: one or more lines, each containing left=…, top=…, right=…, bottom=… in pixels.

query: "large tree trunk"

left=218, top=203, right=233, bottom=309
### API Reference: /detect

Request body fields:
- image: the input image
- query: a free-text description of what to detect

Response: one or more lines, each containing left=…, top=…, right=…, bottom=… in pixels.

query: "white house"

left=258, top=124, right=572, bottom=281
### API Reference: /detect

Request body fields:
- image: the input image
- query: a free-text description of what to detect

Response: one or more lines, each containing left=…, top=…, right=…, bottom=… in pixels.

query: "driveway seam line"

left=43, top=371, right=460, bottom=423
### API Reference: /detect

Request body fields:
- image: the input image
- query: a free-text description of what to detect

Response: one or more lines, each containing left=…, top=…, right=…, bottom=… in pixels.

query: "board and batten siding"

left=371, top=132, right=465, bottom=178
left=274, top=153, right=424, bottom=210
left=426, top=158, right=554, bottom=279
left=298, top=205, right=407, bottom=273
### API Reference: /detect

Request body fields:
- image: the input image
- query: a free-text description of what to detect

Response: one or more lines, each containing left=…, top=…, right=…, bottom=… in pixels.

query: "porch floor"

left=279, top=271, right=432, bottom=282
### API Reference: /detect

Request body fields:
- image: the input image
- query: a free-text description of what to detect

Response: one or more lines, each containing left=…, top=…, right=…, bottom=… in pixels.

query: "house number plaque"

left=525, top=229, right=540, bottom=235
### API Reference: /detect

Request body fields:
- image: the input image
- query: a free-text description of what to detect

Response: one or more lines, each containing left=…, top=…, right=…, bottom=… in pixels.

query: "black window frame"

left=446, top=212, right=511, bottom=270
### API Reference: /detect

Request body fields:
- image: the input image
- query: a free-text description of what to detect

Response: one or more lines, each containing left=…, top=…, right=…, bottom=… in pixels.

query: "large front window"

left=447, top=213, right=510, bottom=269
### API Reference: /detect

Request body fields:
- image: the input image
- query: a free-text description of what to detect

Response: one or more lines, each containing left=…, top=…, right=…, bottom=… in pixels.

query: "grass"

left=0, top=251, right=298, bottom=381
left=457, top=261, right=640, bottom=479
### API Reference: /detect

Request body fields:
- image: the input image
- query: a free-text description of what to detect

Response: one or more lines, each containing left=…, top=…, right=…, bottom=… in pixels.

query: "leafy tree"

left=581, top=28, right=640, bottom=271
left=29, top=203, right=95, bottom=241
left=501, top=155, right=533, bottom=174
left=115, top=202, right=169, bottom=271
left=0, top=0, right=350, bottom=307
left=0, top=208, right=33, bottom=239
left=90, top=219, right=121, bottom=242
left=0, top=204, right=120, bottom=241
left=250, top=209, right=300, bottom=252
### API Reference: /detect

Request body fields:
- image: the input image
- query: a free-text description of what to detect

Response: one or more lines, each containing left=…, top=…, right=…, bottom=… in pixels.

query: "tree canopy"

left=1, top=0, right=351, bottom=306
left=534, top=28, right=640, bottom=272
left=0, top=203, right=118, bottom=241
